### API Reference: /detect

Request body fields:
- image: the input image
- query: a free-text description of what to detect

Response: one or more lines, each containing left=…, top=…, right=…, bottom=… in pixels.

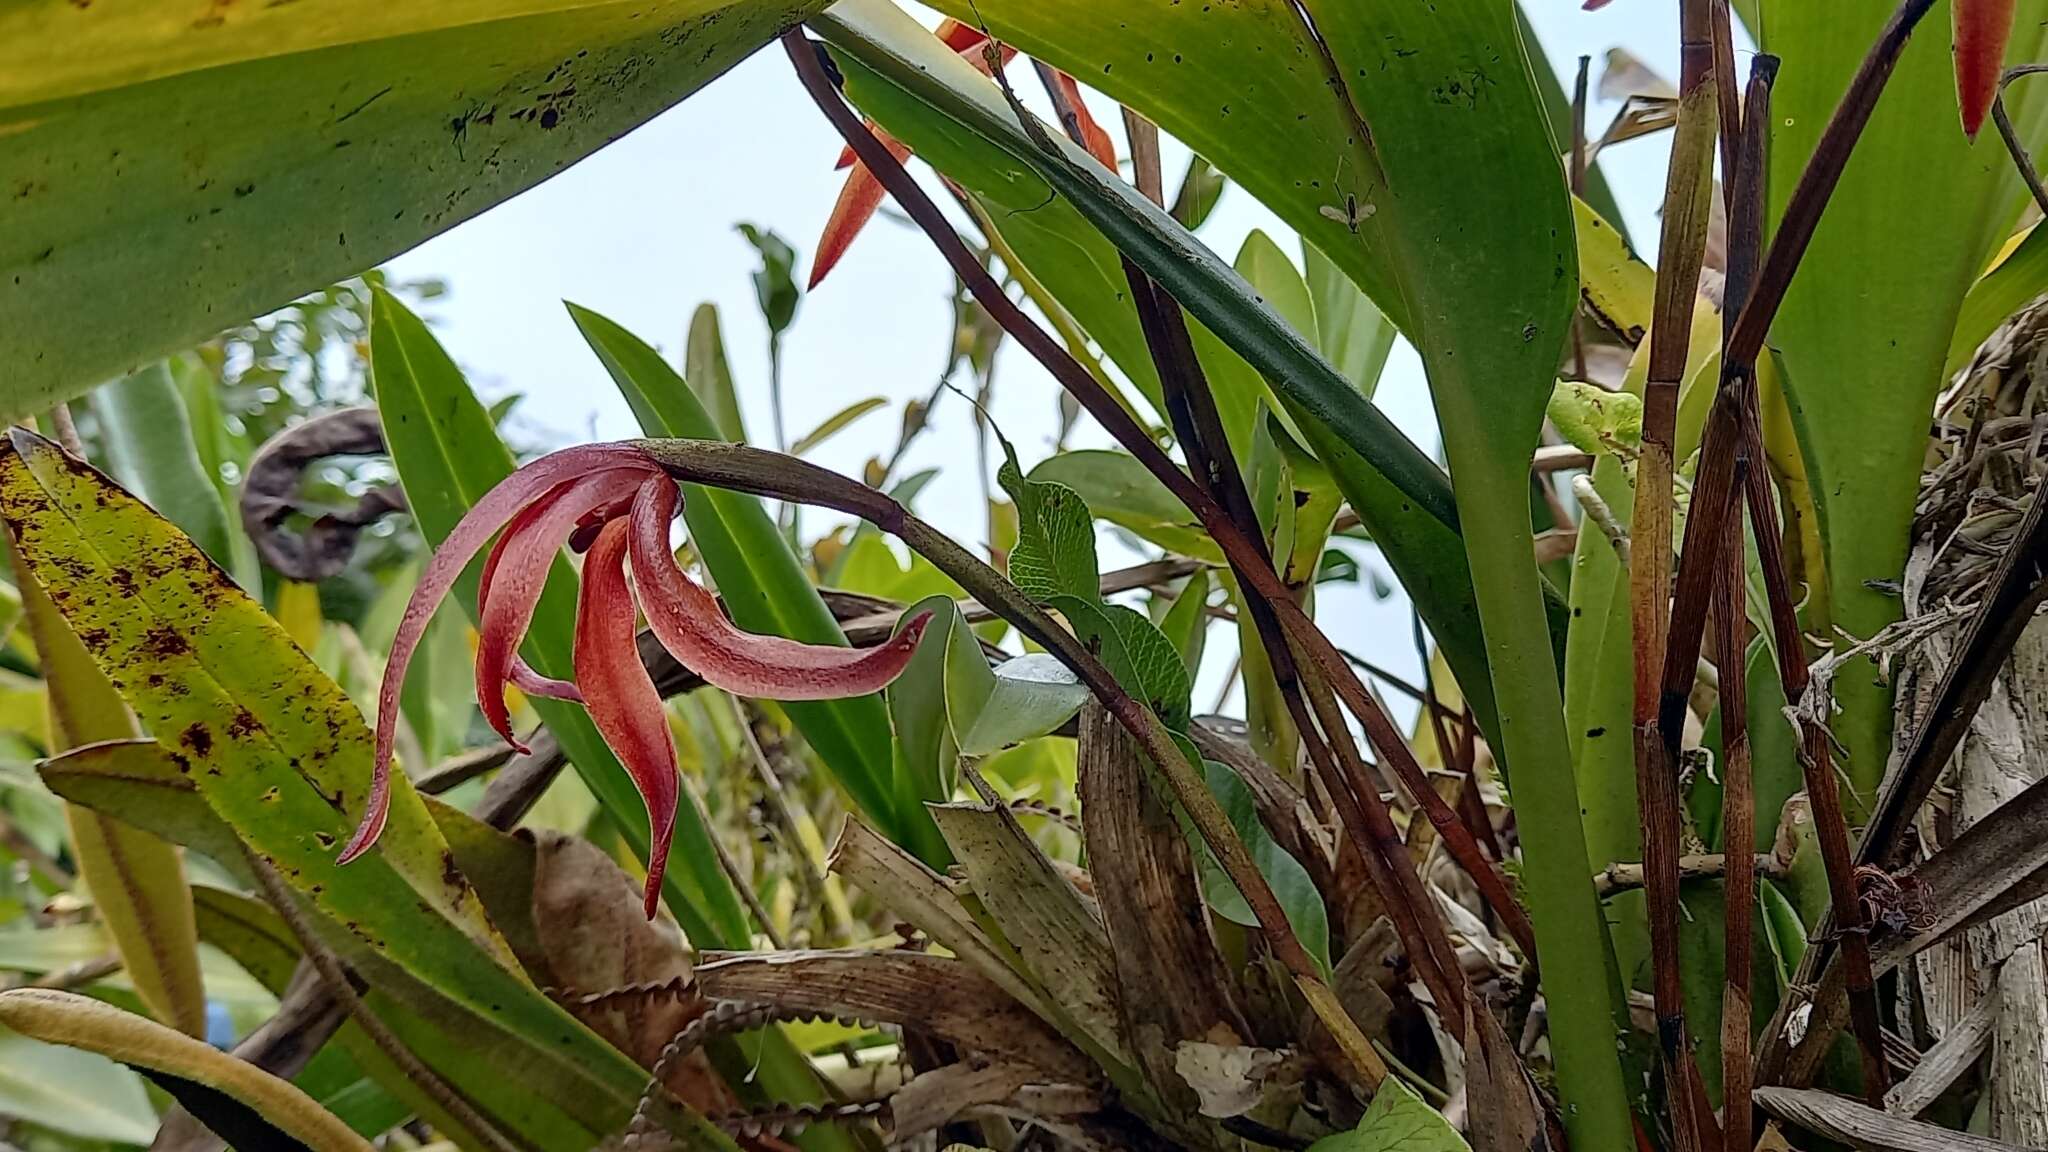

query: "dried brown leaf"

left=694, top=949, right=1095, bottom=1083
left=527, top=831, right=731, bottom=1115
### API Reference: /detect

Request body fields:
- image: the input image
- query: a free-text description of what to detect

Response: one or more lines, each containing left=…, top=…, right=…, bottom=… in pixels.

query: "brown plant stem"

left=1720, top=62, right=1773, bottom=1152
left=1050, top=56, right=1471, bottom=1022
left=784, top=30, right=1532, bottom=978
left=640, top=430, right=1389, bottom=1087
left=1633, top=5, right=1719, bottom=1146
left=1673, top=6, right=1950, bottom=1106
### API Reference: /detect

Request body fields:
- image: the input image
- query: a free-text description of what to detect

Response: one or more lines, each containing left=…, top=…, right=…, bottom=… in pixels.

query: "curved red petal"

left=340, top=443, right=656, bottom=863
left=1051, top=70, right=1118, bottom=168
left=810, top=134, right=915, bottom=290
left=1956, top=0, right=2017, bottom=138
left=577, top=517, right=679, bottom=919
left=628, top=478, right=932, bottom=699
left=475, top=470, right=646, bottom=747
left=510, top=660, right=583, bottom=704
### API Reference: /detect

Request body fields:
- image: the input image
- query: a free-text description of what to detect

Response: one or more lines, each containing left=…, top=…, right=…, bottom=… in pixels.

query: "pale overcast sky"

left=385, top=3, right=1724, bottom=712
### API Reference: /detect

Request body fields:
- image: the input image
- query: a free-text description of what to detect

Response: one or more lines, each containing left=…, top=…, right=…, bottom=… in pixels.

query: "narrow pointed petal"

left=1050, top=70, right=1118, bottom=168
left=627, top=479, right=931, bottom=699
left=810, top=134, right=915, bottom=290
left=340, top=443, right=657, bottom=863
left=475, top=470, right=646, bottom=748
left=510, top=660, right=583, bottom=703
left=577, top=517, right=679, bottom=919
left=1956, top=0, right=2016, bottom=137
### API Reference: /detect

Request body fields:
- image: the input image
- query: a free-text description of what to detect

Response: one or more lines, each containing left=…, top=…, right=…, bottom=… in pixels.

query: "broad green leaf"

left=374, top=290, right=750, bottom=945
left=567, top=301, right=925, bottom=860
left=998, top=448, right=1102, bottom=607
left=0, top=433, right=684, bottom=1135
left=1047, top=596, right=1191, bottom=734
left=0, top=988, right=373, bottom=1152
left=957, top=655, right=1090, bottom=757
left=1303, top=242, right=1395, bottom=398
left=1305, top=1075, right=1467, bottom=1152
left=0, top=1023, right=157, bottom=1145
left=0, top=0, right=826, bottom=420
left=790, top=396, right=886, bottom=457
left=90, top=361, right=237, bottom=571
left=1194, top=752, right=1331, bottom=975
left=888, top=595, right=970, bottom=805
left=6, top=529, right=205, bottom=1040
left=1946, top=222, right=2048, bottom=380
left=1026, top=450, right=1219, bottom=563
left=1547, top=380, right=1642, bottom=455
left=687, top=303, right=749, bottom=442
left=1756, top=0, right=2048, bottom=808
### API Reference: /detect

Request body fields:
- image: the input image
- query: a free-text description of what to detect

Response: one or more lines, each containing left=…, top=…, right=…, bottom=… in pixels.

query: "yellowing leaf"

left=5, top=527, right=204, bottom=1039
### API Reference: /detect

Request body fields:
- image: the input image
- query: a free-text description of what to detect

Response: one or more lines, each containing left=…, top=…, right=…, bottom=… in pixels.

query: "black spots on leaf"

left=179, top=722, right=213, bottom=757
left=144, top=624, right=190, bottom=659
left=226, top=709, right=263, bottom=740
left=1586, top=726, right=1607, bottom=739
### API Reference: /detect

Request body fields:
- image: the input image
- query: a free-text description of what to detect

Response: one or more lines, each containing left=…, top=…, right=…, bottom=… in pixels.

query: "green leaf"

left=1171, top=154, right=1227, bottom=230
left=893, top=0, right=1623, bottom=1136
left=374, top=290, right=749, bottom=946
left=999, top=445, right=1102, bottom=606
left=7, top=525, right=206, bottom=1040
left=1194, top=752, right=1331, bottom=974
left=1547, top=380, right=1643, bottom=455
left=737, top=223, right=801, bottom=336
left=812, top=1, right=1508, bottom=772
left=814, top=1, right=1456, bottom=527
left=0, top=432, right=688, bottom=1136
left=0, top=0, right=828, bottom=421
left=1947, top=222, right=2048, bottom=380
left=957, top=655, right=1090, bottom=757
left=567, top=301, right=923, bottom=860
left=1305, top=1075, right=1468, bottom=1152
left=888, top=595, right=970, bottom=805
left=194, top=884, right=603, bottom=1152
left=90, top=361, right=238, bottom=572
left=687, top=302, right=749, bottom=442
left=1026, top=450, right=1219, bottom=563
left=1303, top=241, right=1395, bottom=398
left=1757, top=0, right=2048, bottom=808
left=1047, top=596, right=1191, bottom=734
left=0, top=1023, right=158, bottom=1145
left=790, top=396, right=886, bottom=457
left=1156, top=568, right=1212, bottom=678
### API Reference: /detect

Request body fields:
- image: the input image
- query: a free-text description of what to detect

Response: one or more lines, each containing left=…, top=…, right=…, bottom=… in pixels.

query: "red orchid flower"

left=1955, top=0, right=2016, bottom=138
left=340, top=443, right=930, bottom=917
left=810, top=22, right=1117, bottom=288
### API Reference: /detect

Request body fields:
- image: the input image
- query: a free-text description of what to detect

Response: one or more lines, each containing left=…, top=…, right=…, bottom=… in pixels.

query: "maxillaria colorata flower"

left=341, top=443, right=930, bottom=917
